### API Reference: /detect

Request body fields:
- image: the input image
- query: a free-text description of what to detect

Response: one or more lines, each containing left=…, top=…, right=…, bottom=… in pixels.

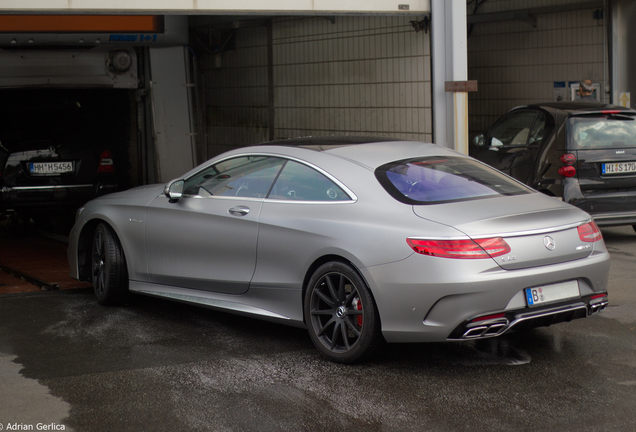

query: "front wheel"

left=304, top=262, right=382, bottom=363
left=92, top=222, right=129, bottom=305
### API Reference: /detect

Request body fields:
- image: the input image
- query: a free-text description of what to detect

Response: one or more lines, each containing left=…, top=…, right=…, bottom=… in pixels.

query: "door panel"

left=473, top=111, right=538, bottom=174
left=145, top=195, right=262, bottom=294
left=473, top=109, right=551, bottom=185
left=143, top=155, right=285, bottom=294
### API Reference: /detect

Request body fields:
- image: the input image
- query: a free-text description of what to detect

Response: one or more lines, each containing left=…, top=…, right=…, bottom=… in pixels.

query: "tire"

left=304, top=262, right=382, bottom=363
left=92, top=222, right=129, bottom=305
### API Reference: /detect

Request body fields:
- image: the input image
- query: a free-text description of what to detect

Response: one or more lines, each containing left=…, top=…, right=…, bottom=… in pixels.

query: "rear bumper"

left=363, top=245, right=610, bottom=343
left=591, top=211, right=636, bottom=227
left=565, top=182, right=636, bottom=226
left=448, top=293, right=608, bottom=340
left=1, top=183, right=118, bottom=211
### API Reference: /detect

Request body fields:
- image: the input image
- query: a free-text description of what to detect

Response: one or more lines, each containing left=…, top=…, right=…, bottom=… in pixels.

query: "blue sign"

left=109, top=34, right=157, bottom=42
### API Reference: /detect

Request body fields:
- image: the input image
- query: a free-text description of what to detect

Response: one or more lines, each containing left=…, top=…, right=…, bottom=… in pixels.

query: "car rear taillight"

left=558, top=153, right=576, bottom=177
left=559, top=153, right=576, bottom=164
left=98, top=150, right=114, bottom=173
left=578, top=221, right=602, bottom=242
left=406, top=237, right=510, bottom=259
left=558, top=166, right=576, bottom=177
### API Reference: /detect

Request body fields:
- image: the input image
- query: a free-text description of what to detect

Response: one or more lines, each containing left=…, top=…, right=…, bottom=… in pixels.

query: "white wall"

left=150, top=46, right=196, bottom=182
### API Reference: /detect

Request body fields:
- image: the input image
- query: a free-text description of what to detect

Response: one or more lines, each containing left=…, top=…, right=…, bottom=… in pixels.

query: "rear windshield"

left=375, top=156, right=531, bottom=205
left=0, top=101, right=90, bottom=150
left=568, top=115, right=636, bottom=149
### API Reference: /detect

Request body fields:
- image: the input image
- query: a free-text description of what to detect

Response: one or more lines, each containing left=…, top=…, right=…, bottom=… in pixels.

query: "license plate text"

left=29, top=162, right=74, bottom=176
left=526, top=280, right=580, bottom=307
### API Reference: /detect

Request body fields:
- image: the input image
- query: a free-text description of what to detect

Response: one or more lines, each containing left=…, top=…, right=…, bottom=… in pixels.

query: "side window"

left=489, top=111, right=538, bottom=146
left=268, top=160, right=351, bottom=201
left=183, top=156, right=285, bottom=198
left=528, top=112, right=547, bottom=145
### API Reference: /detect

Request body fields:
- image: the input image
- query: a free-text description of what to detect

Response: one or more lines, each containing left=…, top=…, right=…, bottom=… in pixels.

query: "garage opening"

left=0, top=87, right=137, bottom=224
left=0, top=86, right=138, bottom=294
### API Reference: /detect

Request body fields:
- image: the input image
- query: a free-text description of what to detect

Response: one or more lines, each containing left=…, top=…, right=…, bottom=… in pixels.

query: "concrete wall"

left=468, top=1, right=606, bottom=135
left=273, top=16, right=432, bottom=142
left=201, top=15, right=432, bottom=157
left=202, top=26, right=270, bottom=157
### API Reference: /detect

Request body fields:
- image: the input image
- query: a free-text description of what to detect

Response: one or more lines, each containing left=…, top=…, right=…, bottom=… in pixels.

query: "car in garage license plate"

left=29, top=161, right=74, bottom=176
left=602, top=162, right=636, bottom=175
left=526, top=280, right=580, bottom=306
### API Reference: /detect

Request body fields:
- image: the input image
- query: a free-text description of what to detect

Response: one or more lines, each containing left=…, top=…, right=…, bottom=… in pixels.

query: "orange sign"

left=0, top=15, right=163, bottom=33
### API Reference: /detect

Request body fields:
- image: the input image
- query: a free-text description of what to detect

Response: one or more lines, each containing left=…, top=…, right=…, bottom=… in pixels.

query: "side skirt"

left=129, top=280, right=306, bottom=328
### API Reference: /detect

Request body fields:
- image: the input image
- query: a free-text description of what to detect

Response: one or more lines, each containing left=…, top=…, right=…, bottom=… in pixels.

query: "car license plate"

left=525, top=280, right=580, bottom=307
left=29, top=162, right=74, bottom=176
left=602, top=162, right=636, bottom=175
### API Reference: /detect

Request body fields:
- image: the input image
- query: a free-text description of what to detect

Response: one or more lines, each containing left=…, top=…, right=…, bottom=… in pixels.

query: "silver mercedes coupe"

left=68, top=137, right=610, bottom=363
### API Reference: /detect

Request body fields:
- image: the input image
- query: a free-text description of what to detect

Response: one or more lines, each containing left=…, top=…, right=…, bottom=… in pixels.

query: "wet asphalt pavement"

left=0, top=226, right=635, bottom=431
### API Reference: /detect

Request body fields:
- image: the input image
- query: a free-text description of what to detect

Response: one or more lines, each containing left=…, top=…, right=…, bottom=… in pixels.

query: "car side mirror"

left=473, top=134, right=485, bottom=147
left=164, top=179, right=185, bottom=202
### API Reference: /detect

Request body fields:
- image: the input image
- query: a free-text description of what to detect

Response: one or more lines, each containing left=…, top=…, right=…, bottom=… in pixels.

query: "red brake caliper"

left=353, top=297, right=363, bottom=327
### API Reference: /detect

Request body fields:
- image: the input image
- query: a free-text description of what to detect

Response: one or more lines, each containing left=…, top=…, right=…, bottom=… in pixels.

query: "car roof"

left=513, top=102, right=636, bottom=115
left=262, top=135, right=402, bottom=149
left=252, top=137, right=464, bottom=170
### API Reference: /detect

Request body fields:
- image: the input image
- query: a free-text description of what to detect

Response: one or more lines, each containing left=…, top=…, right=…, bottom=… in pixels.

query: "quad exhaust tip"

left=588, top=300, right=608, bottom=316
left=458, top=297, right=609, bottom=340
left=462, top=321, right=508, bottom=339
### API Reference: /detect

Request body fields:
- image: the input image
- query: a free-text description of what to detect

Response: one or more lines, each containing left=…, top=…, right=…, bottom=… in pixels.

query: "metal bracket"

left=445, top=80, right=478, bottom=92
left=0, top=264, right=59, bottom=291
left=410, top=17, right=430, bottom=34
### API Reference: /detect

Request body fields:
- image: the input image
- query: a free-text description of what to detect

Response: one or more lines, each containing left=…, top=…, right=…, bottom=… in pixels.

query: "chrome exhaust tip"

left=587, top=300, right=608, bottom=316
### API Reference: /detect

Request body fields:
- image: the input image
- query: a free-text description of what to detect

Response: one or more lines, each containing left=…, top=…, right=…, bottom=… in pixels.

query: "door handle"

left=228, top=206, right=250, bottom=216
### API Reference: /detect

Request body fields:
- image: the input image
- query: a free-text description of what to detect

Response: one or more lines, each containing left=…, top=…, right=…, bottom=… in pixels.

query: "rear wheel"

left=92, top=222, right=128, bottom=305
left=304, top=262, right=381, bottom=363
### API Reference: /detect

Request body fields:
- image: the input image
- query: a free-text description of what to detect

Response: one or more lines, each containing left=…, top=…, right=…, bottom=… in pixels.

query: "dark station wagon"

left=471, top=102, right=636, bottom=231
left=0, top=95, right=120, bottom=222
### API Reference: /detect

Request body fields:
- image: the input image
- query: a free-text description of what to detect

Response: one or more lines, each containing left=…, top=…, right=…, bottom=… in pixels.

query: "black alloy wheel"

left=92, top=222, right=129, bottom=305
left=305, top=262, right=381, bottom=363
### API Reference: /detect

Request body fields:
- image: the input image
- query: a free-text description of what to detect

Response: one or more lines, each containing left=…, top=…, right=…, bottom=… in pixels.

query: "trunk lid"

left=412, top=194, right=595, bottom=270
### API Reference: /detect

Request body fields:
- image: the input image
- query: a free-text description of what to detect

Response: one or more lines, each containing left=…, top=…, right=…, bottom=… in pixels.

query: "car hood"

left=93, top=183, right=164, bottom=203
left=412, top=193, right=596, bottom=270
